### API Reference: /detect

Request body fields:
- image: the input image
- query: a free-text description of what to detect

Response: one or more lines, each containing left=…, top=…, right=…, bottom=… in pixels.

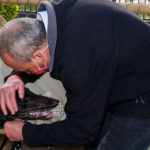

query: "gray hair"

left=0, top=17, right=46, bottom=62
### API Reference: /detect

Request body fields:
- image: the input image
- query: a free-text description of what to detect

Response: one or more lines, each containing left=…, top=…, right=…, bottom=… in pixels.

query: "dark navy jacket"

left=5, top=0, right=150, bottom=148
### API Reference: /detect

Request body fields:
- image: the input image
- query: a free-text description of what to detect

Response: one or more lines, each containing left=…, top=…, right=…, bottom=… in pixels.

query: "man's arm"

left=4, top=70, right=43, bottom=84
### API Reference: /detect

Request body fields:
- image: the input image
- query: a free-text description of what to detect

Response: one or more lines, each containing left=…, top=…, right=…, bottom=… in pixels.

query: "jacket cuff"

left=6, top=75, right=21, bottom=81
left=22, top=122, right=34, bottom=146
left=22, top=122, right=46, bottom=147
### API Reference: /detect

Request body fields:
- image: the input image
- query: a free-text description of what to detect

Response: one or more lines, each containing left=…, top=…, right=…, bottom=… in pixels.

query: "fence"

left=18, top=5, right=37, bottom=18
left=1, top=0, right=150, bottom=20
left=16, top=0, right=150, bottom=20
left=116, top=0, right=150, bottom=4
left=115, top=0, right=150, bottom=20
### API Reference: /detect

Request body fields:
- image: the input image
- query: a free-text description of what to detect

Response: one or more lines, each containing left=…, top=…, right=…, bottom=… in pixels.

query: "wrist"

left=7, top=75, right=21, bottom=81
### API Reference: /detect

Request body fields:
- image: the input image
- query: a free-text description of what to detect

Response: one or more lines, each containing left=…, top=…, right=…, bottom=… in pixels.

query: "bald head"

left=0, top=17, right=46, bottom=63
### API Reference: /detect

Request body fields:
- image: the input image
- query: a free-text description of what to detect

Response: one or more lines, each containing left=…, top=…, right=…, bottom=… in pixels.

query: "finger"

left=17, top=83, right=24, bottom=99
left=4, top=90, right=15, bottom=115
left=9, top=88, right=18, bottom=112
left=0, top=91, right=7, bottom=115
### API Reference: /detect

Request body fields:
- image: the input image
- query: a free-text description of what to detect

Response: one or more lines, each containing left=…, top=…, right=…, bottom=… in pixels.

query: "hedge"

left=0, top=3, right=19, bottom=21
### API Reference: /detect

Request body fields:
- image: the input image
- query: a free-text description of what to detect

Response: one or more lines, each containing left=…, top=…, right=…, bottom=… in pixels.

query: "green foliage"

left=138, top=14, right=150, bottom=19
left=0, top=3, right=19, bottom=21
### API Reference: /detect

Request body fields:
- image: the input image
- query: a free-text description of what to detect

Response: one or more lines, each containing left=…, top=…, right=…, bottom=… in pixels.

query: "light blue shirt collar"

left=37, top=11, right=48, bottom=33
left=37, top=5, right=57, bottom=73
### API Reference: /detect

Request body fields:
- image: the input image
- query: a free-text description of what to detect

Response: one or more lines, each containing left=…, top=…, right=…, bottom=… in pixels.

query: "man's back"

left=53, top=0, right=150, bottom=103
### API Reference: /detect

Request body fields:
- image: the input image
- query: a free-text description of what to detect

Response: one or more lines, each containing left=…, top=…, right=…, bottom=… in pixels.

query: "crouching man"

left=0, top=0, right=150, bottom=149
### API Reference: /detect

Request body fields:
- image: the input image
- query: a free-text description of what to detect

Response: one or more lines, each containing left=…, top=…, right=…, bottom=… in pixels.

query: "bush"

left=0, top=3, right=19, bottom=21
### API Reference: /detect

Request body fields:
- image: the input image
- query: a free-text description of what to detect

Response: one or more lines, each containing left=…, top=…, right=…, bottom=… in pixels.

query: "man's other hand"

left=0, top=77, right=24, bottom=115
left=4, top=119, right=24, bottom=141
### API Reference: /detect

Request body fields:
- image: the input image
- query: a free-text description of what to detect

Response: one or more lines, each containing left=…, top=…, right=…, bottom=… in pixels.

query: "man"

left=1, top=0, right=150, bottom=149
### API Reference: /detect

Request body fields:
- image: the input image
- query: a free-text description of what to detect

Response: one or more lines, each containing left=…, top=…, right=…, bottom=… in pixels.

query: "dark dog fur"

left=0, top=88, right=59, bottom=127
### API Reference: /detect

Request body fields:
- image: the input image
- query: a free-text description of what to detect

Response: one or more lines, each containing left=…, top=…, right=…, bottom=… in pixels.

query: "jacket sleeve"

left=22, top=27, right=117, bottom=147
left=4, top=70, right=43, bottom=84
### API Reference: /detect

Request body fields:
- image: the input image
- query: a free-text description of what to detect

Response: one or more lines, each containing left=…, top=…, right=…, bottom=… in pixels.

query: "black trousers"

left=85, top=100, right=150, bottom=150
left=97, top=112, right=150, bottom=150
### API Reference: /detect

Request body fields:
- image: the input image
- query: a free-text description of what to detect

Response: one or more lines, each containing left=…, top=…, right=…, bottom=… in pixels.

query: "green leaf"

left=0, top=3, right=19, bottom=21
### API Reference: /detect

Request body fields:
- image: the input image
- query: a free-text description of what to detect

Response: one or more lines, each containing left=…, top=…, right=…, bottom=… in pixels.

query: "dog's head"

left=9, top=88, right=59, bottom=120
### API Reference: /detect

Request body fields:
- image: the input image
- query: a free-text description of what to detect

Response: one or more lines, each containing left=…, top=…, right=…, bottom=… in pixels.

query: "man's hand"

left=0, top=77, right=24, bottom=115
left=4, top=119, right=24, bottom=141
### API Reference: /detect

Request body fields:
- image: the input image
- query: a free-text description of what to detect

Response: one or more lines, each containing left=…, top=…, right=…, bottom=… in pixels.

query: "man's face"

left=2, top=52, right=37, bottom=73
left=2, top=44, right=50, bottom=74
